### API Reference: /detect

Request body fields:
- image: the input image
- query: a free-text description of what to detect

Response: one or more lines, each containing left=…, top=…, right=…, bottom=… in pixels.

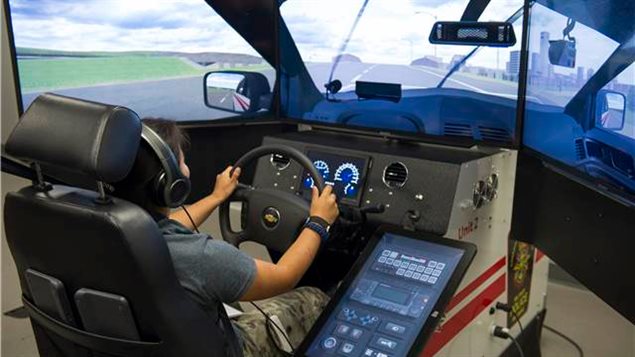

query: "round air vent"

left=383, top=162, right=408, bottom=188
left=485, top=173, right=498, bottom=201
left=473, top=180, right=486, bottom=208
left=270, top=153, right=290, bottom=170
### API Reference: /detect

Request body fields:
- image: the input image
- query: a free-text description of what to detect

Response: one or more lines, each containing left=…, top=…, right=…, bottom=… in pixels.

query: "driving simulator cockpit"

left=2, top=0, right=633, bottom=356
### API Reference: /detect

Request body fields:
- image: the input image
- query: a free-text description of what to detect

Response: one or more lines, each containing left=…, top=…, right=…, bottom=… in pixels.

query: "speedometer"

left=334, top=163, right=360, bottom=197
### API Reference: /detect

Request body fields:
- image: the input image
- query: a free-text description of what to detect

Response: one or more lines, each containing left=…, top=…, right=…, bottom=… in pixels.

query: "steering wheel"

left=219, top=145, right=326, bottom=252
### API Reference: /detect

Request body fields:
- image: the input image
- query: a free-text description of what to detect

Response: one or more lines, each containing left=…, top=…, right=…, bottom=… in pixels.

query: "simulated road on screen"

left=22, top=62, right=569, bottom=121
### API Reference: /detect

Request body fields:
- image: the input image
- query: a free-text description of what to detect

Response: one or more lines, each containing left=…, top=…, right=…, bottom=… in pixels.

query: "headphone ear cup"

left=153, top=171, right=169, bottom=207
left=167, top=177, right=191, bottom=207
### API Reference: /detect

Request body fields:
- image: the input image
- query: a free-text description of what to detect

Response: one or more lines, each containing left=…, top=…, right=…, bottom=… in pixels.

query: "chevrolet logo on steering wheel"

left=262, top=207, right=281, bottom=229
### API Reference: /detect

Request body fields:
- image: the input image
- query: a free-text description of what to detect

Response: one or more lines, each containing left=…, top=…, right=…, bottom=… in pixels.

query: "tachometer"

left=334, top=163, right=360, bottom=197
left=314, top=160, right=330, bottom=179
left=303, top=160, right=331, bottom=189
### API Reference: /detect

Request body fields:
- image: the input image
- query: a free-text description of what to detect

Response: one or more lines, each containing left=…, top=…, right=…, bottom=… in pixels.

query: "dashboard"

left=301, top=150, right=369, bottom=206
left=253, top=130, right=494, bottom=234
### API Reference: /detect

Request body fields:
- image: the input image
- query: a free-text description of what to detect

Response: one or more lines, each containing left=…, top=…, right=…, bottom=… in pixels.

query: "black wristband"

left=308, top=216, right=330, bottom=231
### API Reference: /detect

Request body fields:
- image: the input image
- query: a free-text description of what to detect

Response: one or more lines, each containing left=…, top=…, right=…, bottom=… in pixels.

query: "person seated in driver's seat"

left=114, top=118, right=339, bottom=356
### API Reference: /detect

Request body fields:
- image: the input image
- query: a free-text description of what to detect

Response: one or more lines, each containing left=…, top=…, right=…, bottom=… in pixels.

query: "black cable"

left=544, top=324, right=584, bottom=357
left=495, top=302, right=524, bottom=333
left=249, top=301, right=295, bottom=355
left=180, top=205, right=200, bottom=233
left=511, top=310, right=524, bottom=333
left=493, top=326, right=524, bottom=357
left=508, top=334, right=525, bottom=357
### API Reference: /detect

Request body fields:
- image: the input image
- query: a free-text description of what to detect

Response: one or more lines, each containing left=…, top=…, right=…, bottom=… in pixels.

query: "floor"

left=2, top=174, right=634, bottom=356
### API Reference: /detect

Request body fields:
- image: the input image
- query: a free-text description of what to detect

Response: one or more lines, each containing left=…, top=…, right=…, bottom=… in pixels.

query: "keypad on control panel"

left=326, top=306, right=414, bottom=357
left=374, top=249, right=445, bottom=285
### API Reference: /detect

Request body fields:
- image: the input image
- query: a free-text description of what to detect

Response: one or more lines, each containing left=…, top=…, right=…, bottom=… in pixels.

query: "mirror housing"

left=548, top=39, right=576, bottom=68
left=596, top=90, right=626, bottom=131
left=203, top=71, right=271, bottom=113
left=429, top=21, right=516, bottom=47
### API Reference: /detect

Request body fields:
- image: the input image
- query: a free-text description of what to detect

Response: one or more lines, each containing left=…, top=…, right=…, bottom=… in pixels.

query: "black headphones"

left=140, top=124, right=191, bottom=208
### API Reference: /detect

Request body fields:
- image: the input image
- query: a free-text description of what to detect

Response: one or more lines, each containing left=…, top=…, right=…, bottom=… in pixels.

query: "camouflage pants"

left=233, top=286, right=329, bottom=357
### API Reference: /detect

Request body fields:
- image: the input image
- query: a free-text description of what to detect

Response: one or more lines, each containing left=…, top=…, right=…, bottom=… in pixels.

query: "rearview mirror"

left=596, top=90, right=626, bottom=131
left=548, top=39, right=576, bottom=68
left=429, top=22, right=516, bottom=47
left=203, top=71, right=271, bottom=113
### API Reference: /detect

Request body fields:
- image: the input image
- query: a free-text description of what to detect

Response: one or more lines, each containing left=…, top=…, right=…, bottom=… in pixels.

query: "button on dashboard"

left=322, top=336, right=338, bottom=350
left=372, top=335, right=399, bottom=351
left=335, top=323, right=351, bottom=336
left=350, top=328, right=364, bottom=339
left=383, top=322, right=407, bottom=336
left=340, top=342, right=356, bottom=355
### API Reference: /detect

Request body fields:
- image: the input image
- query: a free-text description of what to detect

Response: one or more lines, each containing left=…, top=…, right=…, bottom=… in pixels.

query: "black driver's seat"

left=3, top=94, right=234, bottom=357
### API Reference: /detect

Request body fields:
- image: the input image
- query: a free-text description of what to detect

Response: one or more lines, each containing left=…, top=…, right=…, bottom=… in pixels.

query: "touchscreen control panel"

left=302, top=233, right=466, bottom=357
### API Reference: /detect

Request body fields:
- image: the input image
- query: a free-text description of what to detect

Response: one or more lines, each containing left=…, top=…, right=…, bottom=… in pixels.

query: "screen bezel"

left=295, top=225, right=477, bottom=357
left=299, top=147, right=370, bottom=206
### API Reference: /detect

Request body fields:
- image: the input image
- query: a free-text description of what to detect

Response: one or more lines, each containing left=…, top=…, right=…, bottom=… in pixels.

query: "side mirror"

left=596, top=90, right=626, bottom=131
left=429, top=22, right=516, bottom=47
left=203, top=71, right=271, bottom=113
left=548, top=39, right=576, bottom=68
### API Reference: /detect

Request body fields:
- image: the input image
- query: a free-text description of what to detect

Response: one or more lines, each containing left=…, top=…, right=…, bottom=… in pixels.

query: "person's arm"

left=240, top=185, right=339, bottom=301
left=170, top=166, right=241, bottom=230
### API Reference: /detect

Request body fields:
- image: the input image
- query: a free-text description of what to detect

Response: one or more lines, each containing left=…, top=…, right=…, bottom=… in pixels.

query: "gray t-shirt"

left=158, top=218, right=256, bottom=306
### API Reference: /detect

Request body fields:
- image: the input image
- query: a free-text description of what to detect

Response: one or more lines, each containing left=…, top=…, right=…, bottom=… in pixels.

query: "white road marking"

left=409, top=66, right=486, bottom=93
left=408, top=66, right=544, bottom=104
left=340, top=64, right=380, bottom=91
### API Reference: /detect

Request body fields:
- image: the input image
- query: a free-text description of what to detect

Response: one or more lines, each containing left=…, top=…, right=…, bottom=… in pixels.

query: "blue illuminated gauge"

left=303, top=160, right=330, bottom=189
left=314, top=160, right=330, bottom=180
left=334, top=163, right=360, bottom=197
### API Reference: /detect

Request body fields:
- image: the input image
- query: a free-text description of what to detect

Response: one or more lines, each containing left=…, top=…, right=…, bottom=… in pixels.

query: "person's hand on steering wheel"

left=310, top=185, right=339, bottom=225
left=212, top=166, right=241, bottom=202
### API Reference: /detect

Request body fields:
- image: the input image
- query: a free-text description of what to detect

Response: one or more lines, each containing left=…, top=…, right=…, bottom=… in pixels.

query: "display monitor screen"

left=6, top=0, right=274, bottom=121
left=522, top=2, right=634, bottom=201
left=279, top=0, right=525, bottom=146
left=300, top=150, right=369, bottom=205
left=298, top=231, right=469, bottom=357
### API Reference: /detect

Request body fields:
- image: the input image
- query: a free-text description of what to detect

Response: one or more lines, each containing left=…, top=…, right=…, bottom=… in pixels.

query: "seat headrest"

left=5, top=93, right=141, bottom=183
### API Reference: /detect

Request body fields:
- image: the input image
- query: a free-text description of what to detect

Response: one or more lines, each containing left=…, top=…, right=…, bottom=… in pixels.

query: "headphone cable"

left=180, top=206, right=291, bottom=353
left=180, top=205, right=200, bottom=233
left=249, top=301, right=295, bottom=355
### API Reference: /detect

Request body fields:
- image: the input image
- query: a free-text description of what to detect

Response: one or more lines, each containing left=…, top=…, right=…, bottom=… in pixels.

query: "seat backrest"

left=4, top=93, right=232, bottom=357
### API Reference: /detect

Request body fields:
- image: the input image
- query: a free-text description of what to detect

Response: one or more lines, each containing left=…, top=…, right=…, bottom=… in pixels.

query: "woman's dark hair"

left=113, top=118, right=188, bottom=212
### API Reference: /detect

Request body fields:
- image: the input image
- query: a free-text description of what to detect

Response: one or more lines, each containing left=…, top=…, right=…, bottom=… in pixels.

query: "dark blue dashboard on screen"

left=302, top=233, right=465, bottom=357
left=301, top=150, right=369, bottom=205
